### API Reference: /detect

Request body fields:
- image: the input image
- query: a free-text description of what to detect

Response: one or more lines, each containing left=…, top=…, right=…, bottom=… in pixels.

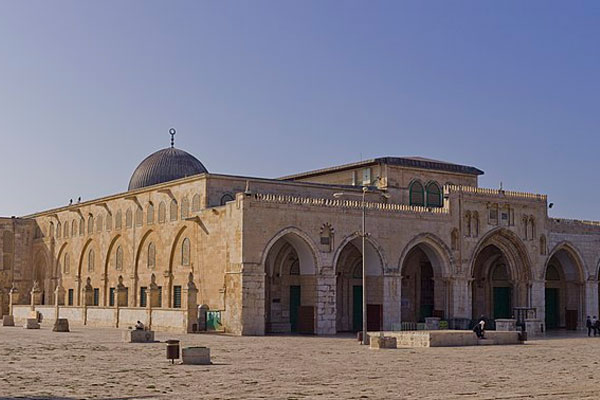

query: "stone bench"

left=182, top=347, right=211, bottom=365
left=369, top=336, right=397, bottom=349
left=123, top=329, right=155, bottom=343
left=24, top=318, right=40, bottom=329
left=53, top=318, right=70, bottom=332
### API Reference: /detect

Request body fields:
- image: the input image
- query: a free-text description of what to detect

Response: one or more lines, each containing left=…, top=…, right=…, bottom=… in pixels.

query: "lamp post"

left=334, top=186, right=390, bottom=345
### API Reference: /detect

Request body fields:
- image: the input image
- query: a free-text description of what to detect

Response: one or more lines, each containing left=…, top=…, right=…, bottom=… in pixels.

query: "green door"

left=545, top=288, right=559, bottom=329
left=493, top=287, right=512, bottom=319
left=290, top=286, right=301, bottom=332
left=353, top=285, right=363, bottom=332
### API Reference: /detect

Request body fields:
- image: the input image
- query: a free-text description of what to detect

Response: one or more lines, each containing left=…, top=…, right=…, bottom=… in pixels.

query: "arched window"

left=170, top=200, right=178, bottom=221
left=87, top=215, right=94, bottom=234
left=409, top=181, right=425, bottom=206
left=181, top=197, right=190, bottom=219
left=79, top=218, right=85, bottom=235
left=472, top=211, right=479, bottom=237
left=49, top=222, right=54, bottom=238
left=64, top=222, right=69, bottom=238
left=115, top=210, right=122, bottom=230
left=125, top=209, right=133, bottom=228
left=220, top=194, right=235, bottom=205
left=56, top=222, right=61, bottom=239
left=64, top=253, right=70, bottom=274
left=116, top=246, right=123, bottom=271
left=88, top=249, right=95, bottom=272
left=96, top=215, right=103, bottom=233
left=192, top=194, right=201, bottom=212
left=465, top=211, right=472, bottom=237
left=106, top=214, right=112, bottom=231
left=425, top=182, right=442, bottom=208
left=147, top=203, right=154, bottom=225
left=158, top=202, right=166, bottom=223
left=147, top=242, right=156, bottom=269
left=540, top=235, right=547, bottom=255
left=71, top=220, right=76, bottom=237
left=181, top=238, right=190, bottom=266
left=135, top=207, right=143, bottom=227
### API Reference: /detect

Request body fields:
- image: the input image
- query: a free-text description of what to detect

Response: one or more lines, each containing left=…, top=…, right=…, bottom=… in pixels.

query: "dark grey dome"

left=128, top=147, right=208, bottom=191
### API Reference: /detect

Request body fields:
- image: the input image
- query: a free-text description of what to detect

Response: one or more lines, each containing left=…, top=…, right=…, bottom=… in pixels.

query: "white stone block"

left=182, top=347, right=211, bottom=365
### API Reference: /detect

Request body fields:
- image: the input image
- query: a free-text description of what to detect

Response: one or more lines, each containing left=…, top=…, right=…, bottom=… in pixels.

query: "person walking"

left=593, top=316, right=598, bottom=336
left=587, top=316, right=593, bottom=337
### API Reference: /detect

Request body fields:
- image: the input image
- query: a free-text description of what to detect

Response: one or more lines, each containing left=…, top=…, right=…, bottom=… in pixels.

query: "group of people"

left=586, top=316, right=600, bottom=336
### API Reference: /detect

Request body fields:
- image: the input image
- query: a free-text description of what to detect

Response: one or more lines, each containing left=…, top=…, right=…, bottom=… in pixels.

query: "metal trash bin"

left=166, top=340, right=180, bottom=364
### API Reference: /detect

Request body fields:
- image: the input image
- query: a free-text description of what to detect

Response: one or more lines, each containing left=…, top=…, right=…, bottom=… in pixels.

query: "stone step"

left=477, top=339, right=495, bottom=346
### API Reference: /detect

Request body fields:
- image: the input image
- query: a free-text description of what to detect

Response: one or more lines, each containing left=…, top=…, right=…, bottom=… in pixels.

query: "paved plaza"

left=0, top=326, right=598, bottom=399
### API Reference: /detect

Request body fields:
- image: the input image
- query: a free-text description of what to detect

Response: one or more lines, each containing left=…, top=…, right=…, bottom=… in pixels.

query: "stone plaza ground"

left=0, top=326, right=599, bottom=399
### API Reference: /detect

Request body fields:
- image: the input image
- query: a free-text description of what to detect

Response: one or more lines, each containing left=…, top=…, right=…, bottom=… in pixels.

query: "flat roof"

left=279, top=156, right=485, bottom=180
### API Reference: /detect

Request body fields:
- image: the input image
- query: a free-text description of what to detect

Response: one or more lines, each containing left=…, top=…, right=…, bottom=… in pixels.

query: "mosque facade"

left=1, top=136, right=599, bottom=335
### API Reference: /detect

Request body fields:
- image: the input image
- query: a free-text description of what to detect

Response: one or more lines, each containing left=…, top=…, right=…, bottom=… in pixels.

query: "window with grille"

left=173, top=285, right=182, bottom=308
left=426, top=182, right=442, bottom=208
left=93, top=288, right=99, bottom=306
left=140, top=287, right=147, bottom=307
left=409, top=181, right=425, bottom=206
left=68, top=289, right=74, bottom=306
left=109, top=288, right=115, bottom=307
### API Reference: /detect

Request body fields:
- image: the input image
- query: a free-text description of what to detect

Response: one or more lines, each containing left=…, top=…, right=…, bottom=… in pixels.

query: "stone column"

left=0, top=288, right=4, bottom=317
left=240, top=263, right=265, bottom=336
left=163, top=270, right=172, bottom=308
left=383, top=274, right=401, bottom=331
left=8, top=286, right=17, bottom=316
left=450, top=277, right=471, bottom=320
left=529, top=280, right=545, bottom=323
left=315, top=267, right=336, bottom=335
left=182, top=273, right=198, bottom=333
left=147, top=274, right=160, bottom=330
left=30, top=281, right=42, bottom=311
left=584, top=279, right=598, bottom=326
left=54, top=285, right=65, bottom=319
left=129, top=274, right=137, bottom=307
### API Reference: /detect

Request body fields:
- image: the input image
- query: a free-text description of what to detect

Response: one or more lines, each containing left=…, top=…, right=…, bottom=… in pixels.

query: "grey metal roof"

left=279, top=156, right=484, bottom=180
left=128, top=147, right=208, bottom=191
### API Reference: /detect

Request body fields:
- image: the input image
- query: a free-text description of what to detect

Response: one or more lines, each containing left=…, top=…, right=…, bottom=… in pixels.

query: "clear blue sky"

left=0, top=1, right=598, bottom=219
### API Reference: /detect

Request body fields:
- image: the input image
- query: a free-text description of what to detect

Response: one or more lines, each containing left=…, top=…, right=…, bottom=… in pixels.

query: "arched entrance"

left=545, top=245, right=584, bottom=330
left=263, top=232, right=317, bottom=334
left=471, top=230, right=531, bottom=325
left=335, top=237, right=384, bottom=332
left=400, top=242, right=449, bottom=322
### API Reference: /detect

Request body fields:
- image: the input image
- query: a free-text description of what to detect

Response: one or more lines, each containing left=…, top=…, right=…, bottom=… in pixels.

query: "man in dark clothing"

left=587, top=316, right=592, bottom=337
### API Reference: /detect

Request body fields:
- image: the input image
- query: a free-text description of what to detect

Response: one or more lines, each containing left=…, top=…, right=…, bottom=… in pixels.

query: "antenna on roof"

left=169, top=128, right=176, bottom=148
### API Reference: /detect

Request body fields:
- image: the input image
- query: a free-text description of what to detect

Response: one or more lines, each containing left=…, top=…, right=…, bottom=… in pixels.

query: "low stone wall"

left=13, top=305, right=188, bottom=333
left=369, top=330, right=523, bottom=348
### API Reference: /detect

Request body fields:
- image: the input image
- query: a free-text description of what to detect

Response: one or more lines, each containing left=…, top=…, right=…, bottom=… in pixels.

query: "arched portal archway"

left=545, top=245, right=585, bottom=330
left=401, top=243, right=449, bottom=322
left=334, top=236, right=384, bottom=332
left=470, top=229, right=531, bottom=325
left=263, top=231, right=317, bottom=334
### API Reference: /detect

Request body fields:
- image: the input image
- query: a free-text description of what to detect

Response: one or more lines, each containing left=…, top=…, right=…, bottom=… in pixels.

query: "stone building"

left=1, top=137, right=599, bottom=334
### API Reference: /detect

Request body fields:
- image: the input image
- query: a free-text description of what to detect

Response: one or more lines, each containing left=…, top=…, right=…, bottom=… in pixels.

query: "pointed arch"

left=398, top=232, right=454, bottom=277
left=545, top=241, right=586, bottom=282
left=134, top=229, right=156, bottom=277
left=168, top=226, right=189, bottom=274
left=332, top=233, right=387, bottom=276
left=260, top=227, right=320, bottom=276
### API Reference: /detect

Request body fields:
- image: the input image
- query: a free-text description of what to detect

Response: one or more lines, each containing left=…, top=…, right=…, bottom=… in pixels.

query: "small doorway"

left=352, top=285, right=362, bottom=332
left=545, top=288, right=559, bottom=329
left=493, top=287, right=512, bottom=319
left=289, top=286, right=301, bottom=333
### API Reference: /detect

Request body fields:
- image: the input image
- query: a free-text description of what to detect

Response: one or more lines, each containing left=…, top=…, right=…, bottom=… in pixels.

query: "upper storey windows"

left=409, top=180, right=442, bottom=208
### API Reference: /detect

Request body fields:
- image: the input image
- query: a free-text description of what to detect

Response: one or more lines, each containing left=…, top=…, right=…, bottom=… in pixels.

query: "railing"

left=252, top=193, right=449, bottom=215
left=445, top=185, right=547, bottom=201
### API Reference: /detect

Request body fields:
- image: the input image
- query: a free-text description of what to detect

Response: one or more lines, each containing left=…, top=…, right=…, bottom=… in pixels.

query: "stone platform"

left=368, top=330, right=523, bottom=348
left=123, top=329, right=155, bottom=343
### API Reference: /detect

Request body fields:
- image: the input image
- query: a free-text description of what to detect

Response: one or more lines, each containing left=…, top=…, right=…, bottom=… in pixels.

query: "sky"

left=0, top=1, right=598, bottom=219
